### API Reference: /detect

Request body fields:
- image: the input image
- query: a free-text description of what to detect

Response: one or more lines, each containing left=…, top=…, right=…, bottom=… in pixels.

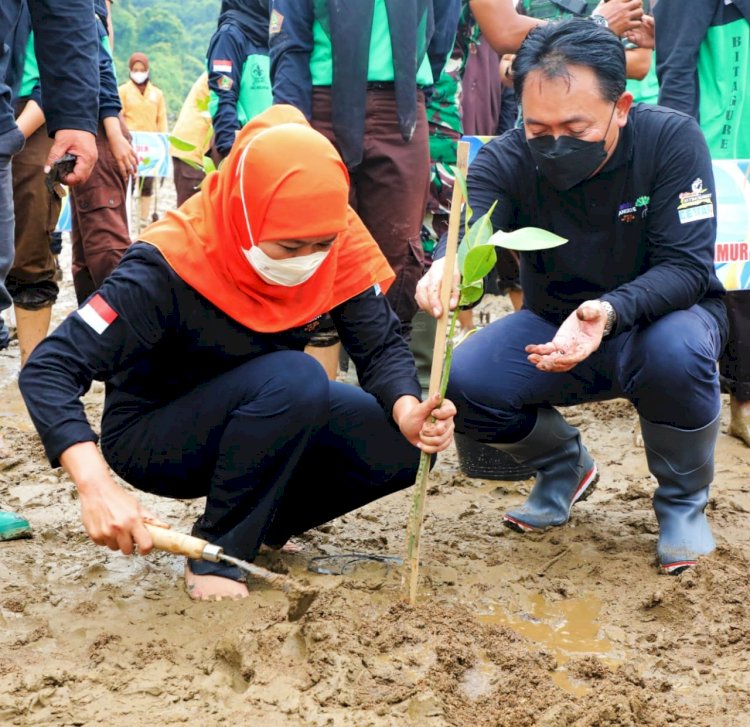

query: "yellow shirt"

left=118, top=80, right=168, bottom=133
left=169, top=72, right=213, bottom=164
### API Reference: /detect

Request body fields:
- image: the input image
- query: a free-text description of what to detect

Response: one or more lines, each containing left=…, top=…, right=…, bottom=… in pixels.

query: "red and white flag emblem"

left=212, top=59, right=233, bottom=74
left=77, top=294, right=118, bottom=334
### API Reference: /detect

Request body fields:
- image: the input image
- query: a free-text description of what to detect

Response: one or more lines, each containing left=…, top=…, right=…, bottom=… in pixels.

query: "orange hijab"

left=141, top=105, right=395, bottom=333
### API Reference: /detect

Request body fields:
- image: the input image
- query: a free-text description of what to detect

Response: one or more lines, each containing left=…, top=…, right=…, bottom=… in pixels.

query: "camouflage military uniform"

left=424, top=4, right=482, bottom=252
left=520, top=1, right=659, bottom=104
left=518, top=0, right=599, bottom=21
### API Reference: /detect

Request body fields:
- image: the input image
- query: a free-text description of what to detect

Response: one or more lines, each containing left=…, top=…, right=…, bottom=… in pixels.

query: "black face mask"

left=526, top=105, right=617, bottom=191
left=527, top=135, right=607, bottom=190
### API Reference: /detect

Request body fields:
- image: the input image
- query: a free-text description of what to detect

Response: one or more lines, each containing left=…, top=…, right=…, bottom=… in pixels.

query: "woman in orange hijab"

left=19, top=105, right=456, bottom=601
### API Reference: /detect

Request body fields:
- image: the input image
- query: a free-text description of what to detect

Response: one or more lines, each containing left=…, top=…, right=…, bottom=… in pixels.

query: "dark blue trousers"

left=101, top=351, right=420, bottom=569
left=448, top=306, right=724, bottom=444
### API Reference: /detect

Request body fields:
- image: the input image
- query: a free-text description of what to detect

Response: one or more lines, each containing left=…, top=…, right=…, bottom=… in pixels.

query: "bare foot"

left=184, top=563, right=250, bottom=601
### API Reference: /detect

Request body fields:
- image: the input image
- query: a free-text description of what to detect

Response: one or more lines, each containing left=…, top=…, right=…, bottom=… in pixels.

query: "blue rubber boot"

left=640, top=413, right=720, bottom=575
left=491, top=408, right=599, bottom=532
left=0, top=510, right=32, bottom=541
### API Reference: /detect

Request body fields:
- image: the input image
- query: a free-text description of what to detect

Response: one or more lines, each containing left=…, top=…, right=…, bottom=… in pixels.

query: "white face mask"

left=130, top=71, right=149, bottom=84
left=236, top=134, right=331, bottom=287
left=243, top=245, right=329, bottom=287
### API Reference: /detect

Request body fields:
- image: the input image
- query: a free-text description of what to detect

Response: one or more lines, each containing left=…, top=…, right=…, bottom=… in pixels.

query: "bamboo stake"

left=405, top=140, right=470, bottom=606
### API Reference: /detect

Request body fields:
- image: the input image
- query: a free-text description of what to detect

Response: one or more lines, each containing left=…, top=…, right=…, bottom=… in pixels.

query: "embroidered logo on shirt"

left=677, top=178, right=714, bottom=224
left=212, top=59, right=233, bottom=74
left=270, top=10, right=284, bottom=35
left=617, top=195, right=650, bottom=223
left=77, top=294, right=118, bottom=334
left=217, top=74, right=233, bottom=92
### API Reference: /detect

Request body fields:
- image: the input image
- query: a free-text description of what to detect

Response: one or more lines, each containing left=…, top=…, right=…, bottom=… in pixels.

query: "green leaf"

left=487, top=227, right=568, bottom=251
left=168, top=135, right=197, bottom=152
left=462, top=244, right=497, bottom=286
left=458, top=280, right=484, bottom=307
left=457, top=201, right=497, bottom=276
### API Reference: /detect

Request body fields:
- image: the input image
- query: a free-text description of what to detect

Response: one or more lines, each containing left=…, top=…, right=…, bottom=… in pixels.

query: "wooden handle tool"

left=145, top=523, right=317, bottom=620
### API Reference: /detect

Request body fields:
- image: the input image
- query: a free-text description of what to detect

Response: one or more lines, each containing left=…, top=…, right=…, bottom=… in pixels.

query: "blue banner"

left=131, top=131, right=172, bottom=178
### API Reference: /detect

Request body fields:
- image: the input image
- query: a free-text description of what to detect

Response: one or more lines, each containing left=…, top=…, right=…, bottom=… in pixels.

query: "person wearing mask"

left=416, top=20, right=727, bottom=575
left=18, top=105, right=457, bottom=600
left=118, top=52, right=168, bottom=228
left=0, top=0, right=99, bottom=541
left=69, top=0, right=137, bottom=305
left=654, top=0, right=750, bottom=447
left=269, top=0, right=461, bottom=380
left=206, top=0, right=273, bottom=162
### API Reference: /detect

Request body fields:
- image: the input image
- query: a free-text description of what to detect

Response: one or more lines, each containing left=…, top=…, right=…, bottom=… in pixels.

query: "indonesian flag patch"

left=77, top=294, right=118, bottom=334
left=212, top=59, right=233, bottom=74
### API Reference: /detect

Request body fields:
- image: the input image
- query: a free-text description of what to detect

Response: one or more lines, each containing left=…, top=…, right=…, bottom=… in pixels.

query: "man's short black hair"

left=513, top=18, right=627, bottom=103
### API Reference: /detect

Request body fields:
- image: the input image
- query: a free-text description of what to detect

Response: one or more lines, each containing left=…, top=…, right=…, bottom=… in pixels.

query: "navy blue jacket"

left=437, top=104, right=727, bottom=341
left=0, top=0, right=99, bottom=137
left=206, top=0, right=270, bottom=156
left=8, top=5, right=41, bottom=107
left=269, top=0, right=459, bottom=117
left=269, top=0, right=459, bottom=167
left=95, top=15, right=121, bottom=121
left=19, top=243, right=423, bottom=466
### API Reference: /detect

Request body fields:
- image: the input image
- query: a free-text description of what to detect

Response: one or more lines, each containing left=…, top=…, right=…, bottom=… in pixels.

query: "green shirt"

left=19, top=31, right=39, bottom=99
left=310, top=0, right=433, bottom=86
left=698, top=18, right=750, bottom=159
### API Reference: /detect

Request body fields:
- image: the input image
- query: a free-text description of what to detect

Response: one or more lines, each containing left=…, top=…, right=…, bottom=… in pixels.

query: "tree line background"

left=111, top=0, right=222, bottom=124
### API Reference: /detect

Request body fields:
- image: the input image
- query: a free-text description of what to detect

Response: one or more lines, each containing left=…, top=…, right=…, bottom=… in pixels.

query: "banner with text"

left=56, top=132, right=169, bottom=232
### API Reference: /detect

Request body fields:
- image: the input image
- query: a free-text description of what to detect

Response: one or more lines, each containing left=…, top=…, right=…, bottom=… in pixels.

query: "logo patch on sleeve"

left=77, top=294, right=118, bottom=334
left=270, top=10, right=284, bottom=35
left=217, top=74, right=233, bottom=92
left=677, top=177, right=714, bottom=224
left=212, top=59, right=233, bottom=74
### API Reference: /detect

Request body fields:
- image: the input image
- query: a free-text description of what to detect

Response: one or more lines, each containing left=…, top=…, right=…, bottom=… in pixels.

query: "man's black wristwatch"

left=600, top=300, right=616, bottom=336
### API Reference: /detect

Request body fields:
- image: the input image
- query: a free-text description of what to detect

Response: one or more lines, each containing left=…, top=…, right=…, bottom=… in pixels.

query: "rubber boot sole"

left=503, top=465, right=600, bottom=533
left=660, top=560, right=696, bottom=576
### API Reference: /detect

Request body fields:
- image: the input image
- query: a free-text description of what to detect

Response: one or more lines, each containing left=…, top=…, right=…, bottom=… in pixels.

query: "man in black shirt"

left=416, top=19, right=727, bottom=575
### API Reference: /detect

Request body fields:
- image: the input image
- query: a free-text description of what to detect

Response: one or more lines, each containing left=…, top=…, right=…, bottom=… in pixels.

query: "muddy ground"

left=2, top=182, right=750, bottom=726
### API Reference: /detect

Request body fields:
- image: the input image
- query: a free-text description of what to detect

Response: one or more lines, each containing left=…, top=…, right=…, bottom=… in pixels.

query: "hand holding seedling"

left=406, top=148, right=568, bottom=605
left=394, top=393, right=457, bottom=453
left=526, top=300, right=608, bottom=373
left=415, top=257, right=460, bottom=318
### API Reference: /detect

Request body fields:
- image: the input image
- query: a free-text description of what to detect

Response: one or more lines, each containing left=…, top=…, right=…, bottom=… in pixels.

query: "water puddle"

left=477, top=592, right=622, bottom=696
